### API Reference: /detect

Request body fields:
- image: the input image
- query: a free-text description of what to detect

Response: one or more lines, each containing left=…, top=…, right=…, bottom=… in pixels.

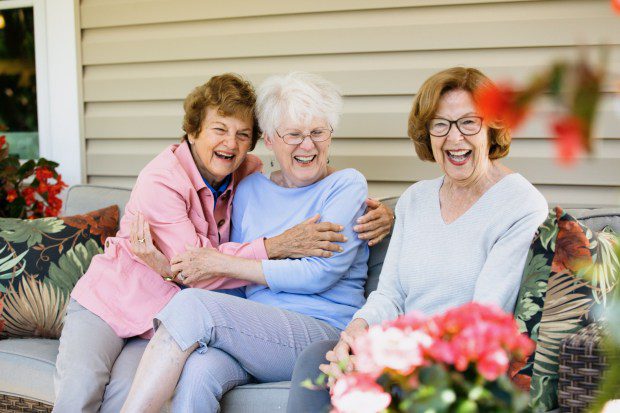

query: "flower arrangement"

left=318, top=303, right=535, bottom=413
left=473, top=55, right=606, bottom=165
left=0, top=135, right=67, bottom=218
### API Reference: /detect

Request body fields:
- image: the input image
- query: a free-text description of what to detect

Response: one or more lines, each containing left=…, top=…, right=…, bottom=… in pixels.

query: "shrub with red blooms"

left=316, top=303, right=536, bottom=413
left=0, top=135, right=67, bottom=218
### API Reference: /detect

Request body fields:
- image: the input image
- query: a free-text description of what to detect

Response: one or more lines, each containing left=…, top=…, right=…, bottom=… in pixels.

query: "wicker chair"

left=558, top=322, right=610, bottom=413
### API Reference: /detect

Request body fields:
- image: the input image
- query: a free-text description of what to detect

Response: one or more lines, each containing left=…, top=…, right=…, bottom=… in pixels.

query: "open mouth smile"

left=215, top=151, right=235, bottom=161
left=293, top=155, right=316, bottom=165
left=445, top=149, right=472, bottom=166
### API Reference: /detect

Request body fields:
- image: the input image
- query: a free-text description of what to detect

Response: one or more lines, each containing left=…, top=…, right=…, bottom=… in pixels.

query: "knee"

left=168, top=288, right=209, bottom=309
left=297, top=340, right=337, bottom=369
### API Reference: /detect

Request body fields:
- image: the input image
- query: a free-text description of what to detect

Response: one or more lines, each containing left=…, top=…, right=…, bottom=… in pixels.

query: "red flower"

left=613, top=0, right=620, bottom=14
left=38, top=181, right=49, bottom=194
left=551, top=116, right=584, bottom=165
left=35, top=167, right=54, bottom=182
left=6, top=189, right=18, bottom=203
left=474, top=83, right=528, bottom=130
left=21, top=187, right=36, bottom=206
left=0, top=135, right=6, bottom=148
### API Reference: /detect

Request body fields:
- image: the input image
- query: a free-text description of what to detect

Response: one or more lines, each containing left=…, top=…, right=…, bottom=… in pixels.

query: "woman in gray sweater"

left=286, top=67, right=548, bottom=412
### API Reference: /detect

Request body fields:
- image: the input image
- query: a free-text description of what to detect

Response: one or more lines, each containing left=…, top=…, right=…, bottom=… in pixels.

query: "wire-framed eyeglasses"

left=275, top=127, right=333, bottom=145
left=428, top=116, right=483, bottom=137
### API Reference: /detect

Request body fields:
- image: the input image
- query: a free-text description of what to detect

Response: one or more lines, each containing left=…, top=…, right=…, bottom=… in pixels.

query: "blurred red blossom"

left=551, top=116, right=585, bottom=165
left=474, top=83, right=529, bottom=130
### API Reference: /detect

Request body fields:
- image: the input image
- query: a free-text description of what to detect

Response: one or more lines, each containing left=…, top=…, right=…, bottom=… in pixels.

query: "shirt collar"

left=204, top=174, right=231, bottom=200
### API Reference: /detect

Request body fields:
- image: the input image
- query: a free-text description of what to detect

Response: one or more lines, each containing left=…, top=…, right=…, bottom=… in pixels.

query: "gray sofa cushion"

left=63, top=185, right=131, bottom=218
left=564, top=208, right=620, bottom=233
left=0, top=339, right=57, bottom=404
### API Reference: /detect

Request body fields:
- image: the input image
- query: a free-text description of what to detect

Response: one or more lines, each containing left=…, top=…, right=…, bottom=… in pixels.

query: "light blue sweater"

left=231, top=169, right=370, bottom=330
left=354, top=174, right=548, bottom=326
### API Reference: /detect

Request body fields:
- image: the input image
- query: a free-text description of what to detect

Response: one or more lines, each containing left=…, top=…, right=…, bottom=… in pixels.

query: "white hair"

left=256, top=72, right=343, bottom=137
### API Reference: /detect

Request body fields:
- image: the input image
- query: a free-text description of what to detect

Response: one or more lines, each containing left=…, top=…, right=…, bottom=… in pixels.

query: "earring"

left=327, top=158, right=330, bottom=165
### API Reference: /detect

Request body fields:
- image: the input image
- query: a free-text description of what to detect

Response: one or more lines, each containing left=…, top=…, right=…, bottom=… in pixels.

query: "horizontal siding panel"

left=79, top=0, right=620, bottom=209
left=81, top=0, right=538, bottom=29
left=83, top=95, right=620, bottom=139
left=81, top=2, right=620, bottom=64
left=83, top=46, right=620, bottom=102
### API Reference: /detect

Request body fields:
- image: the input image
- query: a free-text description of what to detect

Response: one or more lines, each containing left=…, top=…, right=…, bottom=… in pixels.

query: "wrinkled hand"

left=354, top=198, right=395, bottom=246
left=319, top=318, right=369, bottom=388
left=265, top=214, right=347, bottom=259
left=171, top=247, right=228, bottom=285
left=129, top=212, right=173, bottom=280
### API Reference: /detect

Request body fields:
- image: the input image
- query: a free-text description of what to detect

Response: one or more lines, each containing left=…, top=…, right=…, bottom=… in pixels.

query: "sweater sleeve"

left=133, top=168, right=265, bottom=290
left=352, top=194, right=408, bottom=326
left=261, top=173, right=368, bottom=294
left=472, top=202, right=548, bottom=312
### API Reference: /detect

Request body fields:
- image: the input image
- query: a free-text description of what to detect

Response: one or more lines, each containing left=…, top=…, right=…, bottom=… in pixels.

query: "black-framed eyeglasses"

left=275, top=127, right=333, bottom=145
left=428, top=116, right=483, bottom=137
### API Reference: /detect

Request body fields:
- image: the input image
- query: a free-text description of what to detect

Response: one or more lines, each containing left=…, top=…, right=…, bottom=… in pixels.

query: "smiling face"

left=265, top=117, right=332, bottom=188
left=430, top=89, right=491, bottom=185
left=188, top=107, right=254, bottom=187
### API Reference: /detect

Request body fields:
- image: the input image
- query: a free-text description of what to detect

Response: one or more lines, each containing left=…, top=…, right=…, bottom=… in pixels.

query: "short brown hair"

left=407, top=67, right=511, bottom=162
left=182, top=73, right=260, bottom=150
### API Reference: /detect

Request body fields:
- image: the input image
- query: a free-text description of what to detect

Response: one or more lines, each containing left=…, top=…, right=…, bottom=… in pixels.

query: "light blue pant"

left=157, top=289, right=341, bottom=412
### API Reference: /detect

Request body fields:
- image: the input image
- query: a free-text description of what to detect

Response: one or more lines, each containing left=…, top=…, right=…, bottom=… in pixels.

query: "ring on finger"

left=138, top=238, right=145, bottom=244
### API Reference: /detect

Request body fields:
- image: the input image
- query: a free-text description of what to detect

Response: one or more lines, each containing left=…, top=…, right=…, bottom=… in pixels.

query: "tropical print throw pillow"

left=512, top=207, right=618, bottom=411
left=0, top=205, right=119, bottom=338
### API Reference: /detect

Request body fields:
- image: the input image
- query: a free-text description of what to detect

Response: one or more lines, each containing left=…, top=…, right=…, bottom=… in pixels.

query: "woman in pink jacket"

left=53, top=73, right=393, bottom=413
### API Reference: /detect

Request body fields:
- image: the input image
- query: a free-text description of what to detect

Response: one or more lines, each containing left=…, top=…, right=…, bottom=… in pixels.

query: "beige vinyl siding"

left=80, top=0, right=620, bottom=207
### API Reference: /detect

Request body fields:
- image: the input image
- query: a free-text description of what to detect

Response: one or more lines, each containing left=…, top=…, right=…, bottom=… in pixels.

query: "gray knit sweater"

left=354, top=174, right=548, bottom=326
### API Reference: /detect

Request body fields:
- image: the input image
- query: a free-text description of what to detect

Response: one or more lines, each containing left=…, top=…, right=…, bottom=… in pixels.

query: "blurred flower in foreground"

left=475, top=53, right=606, bottom=166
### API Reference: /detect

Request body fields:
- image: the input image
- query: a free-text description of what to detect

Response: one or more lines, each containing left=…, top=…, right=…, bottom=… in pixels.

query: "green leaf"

left=45, top=239, right=102, bottom=297
left=0, top=248, right=28, bottom=280
left=538, top=213, right=558, bottom=251
left=0, top=217, right=65, bottom=247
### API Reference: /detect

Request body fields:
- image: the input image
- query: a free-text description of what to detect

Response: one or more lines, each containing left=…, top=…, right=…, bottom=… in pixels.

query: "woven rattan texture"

left=558, top=322, right=609, bottom=412
left=0, top=394, right=52, bottom=413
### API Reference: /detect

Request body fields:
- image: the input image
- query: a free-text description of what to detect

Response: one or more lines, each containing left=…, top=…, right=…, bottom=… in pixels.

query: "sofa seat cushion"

left=0, top=338, right=57, bottom=404
left=0, top=337, right=290, bottom=412
left=221, top=381, right=290, bottom=412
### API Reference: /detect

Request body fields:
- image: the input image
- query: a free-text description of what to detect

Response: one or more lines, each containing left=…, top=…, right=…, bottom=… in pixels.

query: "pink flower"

left=331, top=373, right=391, bottom=413
left=354, top=325, right=432, bottom=376
left=478, top=348, right=510, bottom=381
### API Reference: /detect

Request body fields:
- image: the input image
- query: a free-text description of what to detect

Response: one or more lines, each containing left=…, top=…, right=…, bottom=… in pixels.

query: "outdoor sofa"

left=0, top=184, right=618, bottom=412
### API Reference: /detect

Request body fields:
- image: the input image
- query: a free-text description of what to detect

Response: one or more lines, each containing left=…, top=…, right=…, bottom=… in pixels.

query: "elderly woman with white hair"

left=120, top=72, right=372, bottom=412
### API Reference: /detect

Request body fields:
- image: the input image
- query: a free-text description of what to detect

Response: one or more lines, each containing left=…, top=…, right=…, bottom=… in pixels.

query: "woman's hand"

left=265, top=214, right=347, bottom=259
left=354, top=198, right=395, bottom=246
left=319, top=318, right=369, bottom=387
left=130, top=213, right=174, bottom=280
left=170, top=247, right=229, bottom=285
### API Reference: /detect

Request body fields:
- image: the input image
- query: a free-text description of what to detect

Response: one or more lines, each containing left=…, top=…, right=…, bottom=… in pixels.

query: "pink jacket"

left=71, top=142, right=267, bottom=338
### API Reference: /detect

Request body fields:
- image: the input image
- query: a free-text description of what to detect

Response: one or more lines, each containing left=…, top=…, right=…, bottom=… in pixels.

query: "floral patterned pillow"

left=0, top=205, right=119, bottom=338
left=511, top=207, right=618, bottom=411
